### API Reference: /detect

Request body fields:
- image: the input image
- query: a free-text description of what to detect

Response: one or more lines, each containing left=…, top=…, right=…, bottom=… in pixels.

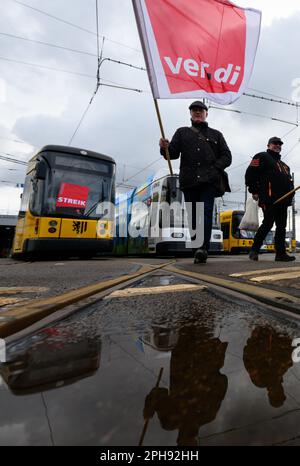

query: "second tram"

left=114, top=170, right=223, bottom=255
left=220, top=210, right=255, bottom=253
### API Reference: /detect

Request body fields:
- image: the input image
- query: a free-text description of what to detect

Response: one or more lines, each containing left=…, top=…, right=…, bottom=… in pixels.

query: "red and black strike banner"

left=56, top=183, right=89, bottom=209
left=132, top=0, right=261, bottom=105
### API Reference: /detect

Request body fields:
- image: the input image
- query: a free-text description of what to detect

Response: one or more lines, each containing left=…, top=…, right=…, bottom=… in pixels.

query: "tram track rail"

left=165, top=265, right=300, bottom=315
left=1, top=259, right=300, bottom=341
left=0, top=262, right=174, bottom=339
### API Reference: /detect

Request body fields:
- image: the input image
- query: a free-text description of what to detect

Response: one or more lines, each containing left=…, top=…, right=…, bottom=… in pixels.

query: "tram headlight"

left=172, top=232, right=184, bottom=238
left=49, top=220, right=58, bottom=227
left=48, top=227, right=57, bottom=233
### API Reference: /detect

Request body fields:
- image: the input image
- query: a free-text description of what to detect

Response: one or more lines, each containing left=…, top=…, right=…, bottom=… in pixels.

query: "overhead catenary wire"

left=9, top=0, right=142, bottom=54
left=2, top=51, right=299, bottom=110
left=2, top=41, right=298, bottom=109
left=0, top=55, right=147, bottom=93
left=0, top=135, right=34, bottom=146
left=97, top=59, right=148, bottom=91
left=0, top=53, right=147, bottom=82
left=115, top=98, right=300, bottom=187
left=228, top=160, right=251, bottom=172
left=228, top=138, right=300, bottom=173
left=1, top=32, right=296, bottom=107
left=94, top=1, right=104, bottom=98
left=209, top=105, right=299, bottom=127
left=0, top=31, right=98, bottom=58
left=68, top=0, right=103, bottom=146
left=0, top=154, right=28, bottom=165
left=117, top=157, right=163, bottom=186
left=67, top=101, right=93, bottom=146
left=68, top=46, right=148, bottom=144
left=243, top=92, right=300, bottom=108
left=282, top=139, right=300, bottom=160
left=2, top=2, right=299, bottom=112
left=96, top=0, right=101, bottom=66
left=248, top=88, right=296, bottom=103
left=281, top=125, right=299, bottom=139
left=2, top=2, right=300, bottom=187
left=0, top=55, right=97, bottom=79
left=100, top=82, right=143, bottom=93
left=99, top=57, right=146, bottom=72
left=215, top=116, right=300, bottom=174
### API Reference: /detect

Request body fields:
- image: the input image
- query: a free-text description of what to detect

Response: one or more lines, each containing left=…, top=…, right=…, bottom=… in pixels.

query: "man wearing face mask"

left=159, top=101, right=232, bottom=264
left=245, top=136, right=295, bottom=262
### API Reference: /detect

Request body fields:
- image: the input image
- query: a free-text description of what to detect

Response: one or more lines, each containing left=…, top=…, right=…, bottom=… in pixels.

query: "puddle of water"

left=0, top=277, right=300, bottom=446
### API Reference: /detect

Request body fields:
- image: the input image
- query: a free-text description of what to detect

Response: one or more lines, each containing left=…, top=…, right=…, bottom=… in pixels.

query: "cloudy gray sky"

left=1, top=0, right=300, bottom=236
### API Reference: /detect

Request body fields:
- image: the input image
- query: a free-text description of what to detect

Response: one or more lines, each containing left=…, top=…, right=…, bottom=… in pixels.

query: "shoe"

left=249, top=251, right=259, bottom=261
left=194, top=248, right=208, bottom=264
left=275, top=254, right=296, bottom=262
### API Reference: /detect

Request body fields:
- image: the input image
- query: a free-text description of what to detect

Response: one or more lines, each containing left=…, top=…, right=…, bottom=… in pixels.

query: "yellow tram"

left=219, top=210, right=255, bottom=253
left=12, top=145, right=115, bottom=258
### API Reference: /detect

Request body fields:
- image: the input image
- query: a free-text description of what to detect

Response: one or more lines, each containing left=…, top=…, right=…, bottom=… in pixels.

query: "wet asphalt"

left=1, top=271, right=300, bottom=446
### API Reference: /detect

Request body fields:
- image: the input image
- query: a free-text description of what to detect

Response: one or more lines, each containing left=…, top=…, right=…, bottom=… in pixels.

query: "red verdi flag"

left=132, top=0, right=261, bottom=105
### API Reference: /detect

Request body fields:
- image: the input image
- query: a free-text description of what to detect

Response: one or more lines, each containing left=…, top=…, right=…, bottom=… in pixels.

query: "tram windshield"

left=161, top=176, right=184, bottom=228
left=232, top=212, right=256, bottom=239
left=40, top=153, right=115, bottom=219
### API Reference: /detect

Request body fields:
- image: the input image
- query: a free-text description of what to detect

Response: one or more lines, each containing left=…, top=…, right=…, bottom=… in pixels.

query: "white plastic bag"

left=239, top=198, right=259, bottom=231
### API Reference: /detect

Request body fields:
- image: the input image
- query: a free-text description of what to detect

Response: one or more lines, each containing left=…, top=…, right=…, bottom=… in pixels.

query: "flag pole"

left=273, top=185, right=300, bottom=205
left=138, top=366, right=164, bottom=446
left=154, top=99, right=173, bottom=176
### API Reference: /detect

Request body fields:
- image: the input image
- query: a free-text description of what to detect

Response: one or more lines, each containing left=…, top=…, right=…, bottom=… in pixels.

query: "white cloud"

left=0, top=186, right=22, bottom=214
left=237, top=0, right=300, bottom=26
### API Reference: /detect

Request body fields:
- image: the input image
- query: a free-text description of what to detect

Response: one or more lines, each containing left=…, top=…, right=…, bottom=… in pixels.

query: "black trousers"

left=252, top=204, right=288, bottom=255
left=183, top=184, right=216, bottom=252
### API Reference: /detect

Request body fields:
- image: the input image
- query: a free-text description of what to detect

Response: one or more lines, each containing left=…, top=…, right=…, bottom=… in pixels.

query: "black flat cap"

left=189, top=101, right=208, bottom=111
left=268, top=136, right=283, bottom=145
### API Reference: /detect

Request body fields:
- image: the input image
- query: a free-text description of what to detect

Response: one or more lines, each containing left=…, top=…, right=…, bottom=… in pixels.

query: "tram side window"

left=231, top=216, right=240, bottom=238
left=29, top=175, right=45, bottom=216
left=19, top=174, right=32, bottom=214
left=161, top=177, right=182, bottom=204
left=26, top=160, right=48, bottom=216
left=130, top=203, right=149, bottom=236
left=221, top=222, right=230, bottom=240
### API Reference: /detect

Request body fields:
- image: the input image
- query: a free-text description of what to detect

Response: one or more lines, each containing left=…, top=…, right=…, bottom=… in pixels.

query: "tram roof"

left=220, top=210, right=245, bottom=216
left=116, top=169, right=180, bottom=204
left=31, top=145, right=115, bottom=164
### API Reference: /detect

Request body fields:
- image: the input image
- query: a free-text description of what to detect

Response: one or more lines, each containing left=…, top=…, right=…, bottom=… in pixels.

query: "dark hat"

left=189, top=101, right=208, bottom=111
left=268, top=136, right=283, bottom=145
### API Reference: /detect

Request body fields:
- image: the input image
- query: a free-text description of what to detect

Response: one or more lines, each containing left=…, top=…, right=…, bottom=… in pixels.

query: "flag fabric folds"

left=132, top=0, right=261, bottom=105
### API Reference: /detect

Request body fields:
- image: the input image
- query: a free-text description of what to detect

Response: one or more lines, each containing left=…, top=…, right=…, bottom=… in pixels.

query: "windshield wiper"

left=84, top=179, right=108, bottom=218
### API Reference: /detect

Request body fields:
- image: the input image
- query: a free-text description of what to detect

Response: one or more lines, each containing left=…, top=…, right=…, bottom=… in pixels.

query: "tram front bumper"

left=24, top=238, right=114, bottom=254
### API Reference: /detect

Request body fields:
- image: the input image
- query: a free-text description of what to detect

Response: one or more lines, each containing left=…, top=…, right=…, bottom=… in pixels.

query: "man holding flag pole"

left=159, top=100, right=232, bottom=263
left=132, top=0, right=262, bottom=262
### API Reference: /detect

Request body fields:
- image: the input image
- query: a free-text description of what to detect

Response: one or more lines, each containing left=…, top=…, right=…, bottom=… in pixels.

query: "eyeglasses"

left=272, top=142, right=283, bottom=146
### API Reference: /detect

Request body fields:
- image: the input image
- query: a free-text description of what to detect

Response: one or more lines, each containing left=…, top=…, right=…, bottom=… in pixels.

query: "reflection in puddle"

left=0, top=281, right=300, bottom=446
left=243, top=326, right=293, bottom=408
left=0, top=327, right=101, bottom=395
left=142, top=322, right=228, bottom=446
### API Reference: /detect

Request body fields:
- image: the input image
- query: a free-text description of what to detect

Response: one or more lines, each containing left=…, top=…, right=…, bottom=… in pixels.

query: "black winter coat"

left=245, top=149, right=294, bottom=206
left=160, top=122, right=232, bottom=191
